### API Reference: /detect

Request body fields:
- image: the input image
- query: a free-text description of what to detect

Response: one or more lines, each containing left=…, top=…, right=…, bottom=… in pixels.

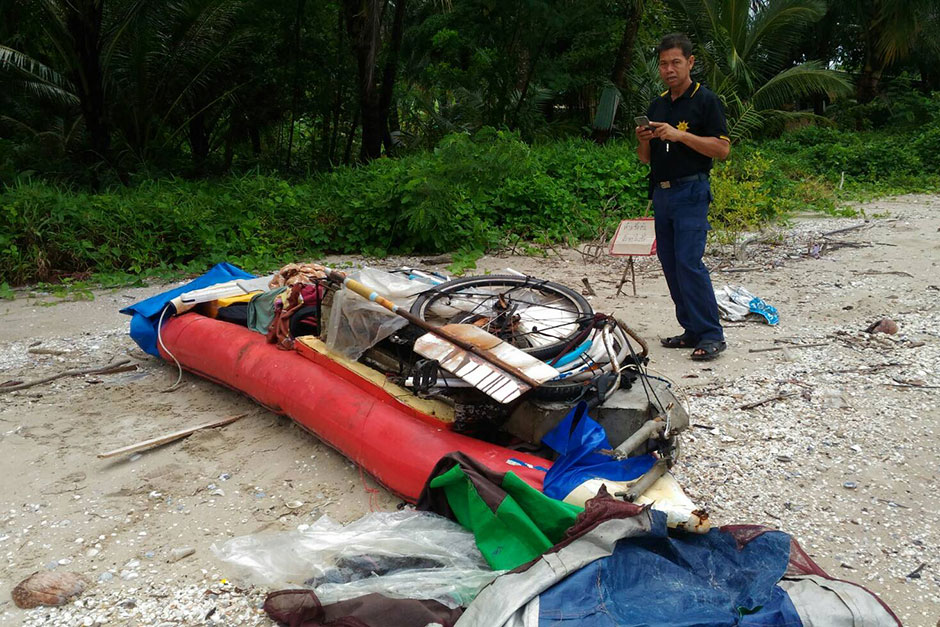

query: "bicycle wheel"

left=409, top=274, right=594, bottom=361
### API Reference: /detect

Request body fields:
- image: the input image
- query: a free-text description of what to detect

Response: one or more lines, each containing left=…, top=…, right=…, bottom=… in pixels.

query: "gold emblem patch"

left=677, top=121, right=689, bottom=132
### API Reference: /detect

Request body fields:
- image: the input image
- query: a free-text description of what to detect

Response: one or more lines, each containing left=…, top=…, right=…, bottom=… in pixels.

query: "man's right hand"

left=635, top=125, right=654, bottom=142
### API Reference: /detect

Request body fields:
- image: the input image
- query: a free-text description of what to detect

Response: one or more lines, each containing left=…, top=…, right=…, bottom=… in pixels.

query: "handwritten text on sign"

left=608, top=218, right=656, bottom=256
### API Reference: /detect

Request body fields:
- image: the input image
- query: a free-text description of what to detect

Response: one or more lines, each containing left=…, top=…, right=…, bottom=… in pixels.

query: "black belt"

left=656, top=172, right=708, bottom=189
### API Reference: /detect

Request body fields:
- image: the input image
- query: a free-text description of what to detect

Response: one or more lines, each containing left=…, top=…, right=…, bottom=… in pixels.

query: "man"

left=636, top=33, right=730, bottom=361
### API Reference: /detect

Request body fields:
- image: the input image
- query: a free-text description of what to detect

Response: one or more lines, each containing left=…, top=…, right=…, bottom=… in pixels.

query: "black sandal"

left=661, top=332, right=699, bottom=349
left=691, top=339, right=727, bottom=361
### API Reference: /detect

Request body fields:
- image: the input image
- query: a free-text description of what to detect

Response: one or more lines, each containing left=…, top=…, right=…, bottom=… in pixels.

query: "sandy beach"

left=1, top=194, right=937, bottom=625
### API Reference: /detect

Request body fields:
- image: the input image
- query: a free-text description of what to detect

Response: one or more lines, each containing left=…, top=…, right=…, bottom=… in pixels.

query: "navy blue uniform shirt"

left=646, top=82, right=729, bottom=184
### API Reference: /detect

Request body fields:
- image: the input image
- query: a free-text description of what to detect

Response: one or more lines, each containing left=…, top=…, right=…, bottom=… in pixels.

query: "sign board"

left=608, top=218, right=656, bottom=257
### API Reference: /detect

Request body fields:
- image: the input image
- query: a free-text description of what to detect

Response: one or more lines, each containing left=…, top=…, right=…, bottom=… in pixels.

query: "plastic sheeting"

left=535, top=510, right=800, bottom=626
left=212, top=510, right=499, bottom=609
left=325, top=267, right=434, bottom=360
left=120, top=262, right=254, bottom=356
left=541, top=402, right=657, bottom=502
left=715, top=285, right=779, bottom=325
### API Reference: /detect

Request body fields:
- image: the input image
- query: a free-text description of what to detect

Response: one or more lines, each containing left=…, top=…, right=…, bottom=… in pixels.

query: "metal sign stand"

left=608, top=211, right=656, bottom=297
left=615, top=257, right=638, bottom=296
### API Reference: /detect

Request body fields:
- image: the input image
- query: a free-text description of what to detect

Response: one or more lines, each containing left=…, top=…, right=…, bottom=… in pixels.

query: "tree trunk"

left=343, top=0, right=406, bottom=162
left=917, top=58, right=940, bottom=92
left=377, top=0, right=406, bottom=157
left=856, top=21, right=884, bottom=104
left=610, top=1, right=642, bottom=89
left=359, top=102, right=384, bottom=160
left=329, top=85, right=343, bottom=163
left=856, top=63, right=883, bottom=104
left=344, top=0, right=382, bottom=162
left=248, top=123, right=262, bottom=156
left=65, top=1, right=111, bottom=163
left=223, top=121, right=235, bottom=172
left=286, top=0, right=307, bottom=169
left=188, top=111, right=210, bottom=170
left=512, top=40, right=546, bottom=128
left=344, top=107, right=359, bottom=164
left=326, top=4, right=345, bottom=167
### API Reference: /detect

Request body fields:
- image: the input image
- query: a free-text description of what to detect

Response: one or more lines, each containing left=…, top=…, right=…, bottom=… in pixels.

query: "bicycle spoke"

left=413, top=276, right=594, bottom=358
left=429, top=291, right=585, bottom=316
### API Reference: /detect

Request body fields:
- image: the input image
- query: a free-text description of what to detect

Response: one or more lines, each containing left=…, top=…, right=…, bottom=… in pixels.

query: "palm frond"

left=0, top=45, right=78, bottom=106
left=872, top=0, right=929, bottom=66
left=725, top=0, right=751, bottom=54
left=751, top=62, right=851, bottom=111
left=744, top=0, right=825, bottom=64
left=727, top=100, right=765, bottom=140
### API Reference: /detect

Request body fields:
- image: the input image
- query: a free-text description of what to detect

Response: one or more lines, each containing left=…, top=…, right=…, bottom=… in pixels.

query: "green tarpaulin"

left=420, top=454, right=583, bottom=570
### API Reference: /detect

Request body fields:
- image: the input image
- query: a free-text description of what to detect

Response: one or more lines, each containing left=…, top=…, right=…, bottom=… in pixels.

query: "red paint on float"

left=158, top=313, right=550, bottom=502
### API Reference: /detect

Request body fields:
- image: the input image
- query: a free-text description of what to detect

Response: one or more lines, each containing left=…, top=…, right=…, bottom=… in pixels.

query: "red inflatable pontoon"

left=158, top=313, right=550, bottom=502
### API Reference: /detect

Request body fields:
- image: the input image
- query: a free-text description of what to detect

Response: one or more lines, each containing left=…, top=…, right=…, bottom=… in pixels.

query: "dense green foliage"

left=4, top=122, right=937, bottom=285
left=0, top=130, right=650, bottom=283
left=2, top=0, right=938, bottom=180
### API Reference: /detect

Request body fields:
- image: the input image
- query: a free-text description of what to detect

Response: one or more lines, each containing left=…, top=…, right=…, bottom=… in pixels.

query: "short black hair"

left=656, top=33, right=693, bottom=58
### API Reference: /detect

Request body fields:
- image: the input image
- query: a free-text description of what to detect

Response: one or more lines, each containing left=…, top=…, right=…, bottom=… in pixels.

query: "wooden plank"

left=97, top=413, right=248, bottom=459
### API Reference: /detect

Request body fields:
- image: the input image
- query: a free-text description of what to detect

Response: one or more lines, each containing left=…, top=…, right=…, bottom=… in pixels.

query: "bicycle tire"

left=409, top=274, right=594, bottom=361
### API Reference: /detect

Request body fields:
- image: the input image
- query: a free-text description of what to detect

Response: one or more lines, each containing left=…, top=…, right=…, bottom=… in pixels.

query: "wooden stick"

left=822, top=223, right=868, bottom=237
left=852, top=270, right=913, bottom=278
left=0, top=358, right=133, bottom=394
left=718, top=266, right=762, bottom=273
left=97, top=413, right=248, bottom=459
left=748, top=342, right=829, bottom=353
left=27, top=347, right=71, bottom=356
left=885, top=383, right=940, bottom=390
left=739, top=392, right=796, bottom=410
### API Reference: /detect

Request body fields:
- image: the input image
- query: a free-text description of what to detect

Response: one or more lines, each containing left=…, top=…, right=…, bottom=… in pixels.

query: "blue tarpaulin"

left=537, top=510, right=802, bottom=626
left=120, top=262, right=254, bottom=356
left=541, top=401, right=657, bottom=501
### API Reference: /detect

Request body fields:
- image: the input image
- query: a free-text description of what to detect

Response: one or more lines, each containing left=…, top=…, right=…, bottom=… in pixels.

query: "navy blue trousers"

left=652, top=179, right=724, bottom=342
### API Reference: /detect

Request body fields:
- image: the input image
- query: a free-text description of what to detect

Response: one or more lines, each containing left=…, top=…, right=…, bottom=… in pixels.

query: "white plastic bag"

left=212, top=510, right=500, bottom=608
left=325, top=267, right=434, bottom=359
left=715, top=285, right=779, bottom=325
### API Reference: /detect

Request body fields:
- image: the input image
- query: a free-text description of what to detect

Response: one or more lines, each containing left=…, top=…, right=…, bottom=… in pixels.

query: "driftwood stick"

left=822, top=223, right=868, bottom=237
left=97, top=413, right=249, bottom=459
left=821, top=361, right=901, bottom=375
left=748, top=342, right=829, bottom=354
left=718, top=267, right=762, bottom=273
left=852, top=270, right=914, bottom=278
left=885, top=383, right=940, bottom=390
left=0, top=358, right=133, bottom=394
left=27, top=347, right=70, bottom=356
left=739, top=391, right=796, bottom=410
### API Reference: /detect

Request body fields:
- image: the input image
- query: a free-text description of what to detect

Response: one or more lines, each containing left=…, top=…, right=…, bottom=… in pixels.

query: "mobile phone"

left=634, top=115, right=654, bottom=130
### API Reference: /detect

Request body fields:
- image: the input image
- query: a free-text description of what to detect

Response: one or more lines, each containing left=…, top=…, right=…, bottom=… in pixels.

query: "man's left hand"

left=650, top=121, right=684, bottom=142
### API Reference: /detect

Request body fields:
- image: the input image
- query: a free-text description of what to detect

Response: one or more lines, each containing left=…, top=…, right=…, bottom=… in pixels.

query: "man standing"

left=637, top=33, right=730, bottom=361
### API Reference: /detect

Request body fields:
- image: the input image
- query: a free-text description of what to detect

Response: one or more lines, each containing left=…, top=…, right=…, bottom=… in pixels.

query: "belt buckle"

left=659, top=181, right=671, bottom=189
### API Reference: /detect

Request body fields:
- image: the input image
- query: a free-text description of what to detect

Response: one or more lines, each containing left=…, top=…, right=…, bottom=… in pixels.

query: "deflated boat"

left=122, top=262, right=702, bottom=529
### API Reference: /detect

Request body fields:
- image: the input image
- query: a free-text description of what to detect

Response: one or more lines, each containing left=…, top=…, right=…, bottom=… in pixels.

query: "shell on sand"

left=11, top=571, right=87, bottom=609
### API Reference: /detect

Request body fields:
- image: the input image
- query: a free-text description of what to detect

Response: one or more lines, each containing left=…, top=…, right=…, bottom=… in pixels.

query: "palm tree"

left=829, top=0, right=939, bottom=101
left=1, top=0, right=250, bottom=172
left=669, top=0, right=852, bottom=139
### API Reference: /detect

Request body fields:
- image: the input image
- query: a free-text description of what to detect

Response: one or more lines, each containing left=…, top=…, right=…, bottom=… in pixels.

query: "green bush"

left=830, top=87, right=940, bottom=132
left=3, top=125, right=936, bottom=286
left=913, top=126, right=940, bottom=173
left=710, top=151, right=777, bottom=232
left=756, top=126, right=931, bottom=186
left=0, top=130, right=651, bottom=284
